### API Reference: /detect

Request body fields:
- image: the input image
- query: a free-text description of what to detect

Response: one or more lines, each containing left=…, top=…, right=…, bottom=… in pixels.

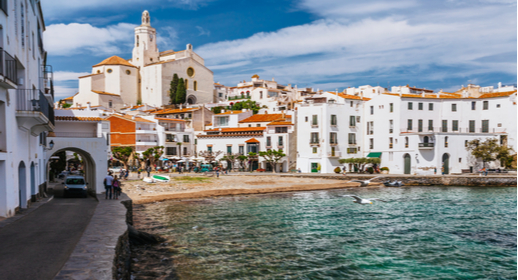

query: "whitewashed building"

left=0, top=0, right=54, bottom=217
left=71, top=11, right=214, bottom=110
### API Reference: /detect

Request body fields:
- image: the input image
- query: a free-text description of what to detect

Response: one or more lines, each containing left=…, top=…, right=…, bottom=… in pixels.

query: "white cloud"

left=53, top=71, right=90, bottom=81
left=53, top=86, right=78, bottom=100
left=198, top=1, right=516, bottom=91
left=44, top=23, right=136, bottom=56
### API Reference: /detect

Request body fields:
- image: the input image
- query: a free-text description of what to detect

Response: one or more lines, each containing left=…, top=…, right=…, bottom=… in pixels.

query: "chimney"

left=221, top=109, right=225, bottom=113
left=132, top=115, right=136, bottom=120
left=86, top=102, right=91, bottom=111
left=242, top=109, right=246, bottom=112
left=272, top=77, right=275, bottom=82
left=180, top=104, right=183, bottom=110
left=498, top=82, right=502, bottom=89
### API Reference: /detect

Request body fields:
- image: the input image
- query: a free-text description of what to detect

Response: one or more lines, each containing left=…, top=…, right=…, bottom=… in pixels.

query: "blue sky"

left=42, top=0, right=517, bottom=100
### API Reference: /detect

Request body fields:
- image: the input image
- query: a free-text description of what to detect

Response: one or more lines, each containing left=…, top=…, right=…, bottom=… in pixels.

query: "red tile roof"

left=239, top=114, right=291, bottom=123
left=154, top=107, right=199, bottom=114
left=155, top=117, right=187, bottom=122
left=205, top=127, right=266, bottom=132
left=216, top=110, right=245, bottom=115
left=55, top=116, right=104, bottom=121
left=267, top=121, right=293, bottom=126
left=93, top=56, right=136, bottom=68
left=109, top=114, right=155, bottom=123
left=245, top=138, right=260, bottom=143
left=92, top=90, right=120, bottom=96
left=478, top=91, right=516, bottom=98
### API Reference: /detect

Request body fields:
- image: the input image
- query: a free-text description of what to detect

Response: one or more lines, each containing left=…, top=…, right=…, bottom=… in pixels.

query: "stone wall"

left=281, top=174, right=517, bottom=187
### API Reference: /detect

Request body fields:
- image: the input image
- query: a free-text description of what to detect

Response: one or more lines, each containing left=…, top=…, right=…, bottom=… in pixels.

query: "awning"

left=367, top=152, right=382, bottom=158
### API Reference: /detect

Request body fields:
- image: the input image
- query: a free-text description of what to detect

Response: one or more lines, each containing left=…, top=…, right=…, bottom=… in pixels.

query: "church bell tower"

left=132, top=11, right=159, bottom=68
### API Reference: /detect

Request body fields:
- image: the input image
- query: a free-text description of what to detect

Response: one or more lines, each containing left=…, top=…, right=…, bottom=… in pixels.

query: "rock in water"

left=128, top=225, right=164, bottom=245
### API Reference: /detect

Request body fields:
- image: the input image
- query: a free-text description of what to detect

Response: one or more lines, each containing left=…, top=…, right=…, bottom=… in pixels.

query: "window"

left=183, top=147, right=188, bottom=155
left=350, top=101, right=353, bottom=107
left=349, top=116, right=356, bottom=127
left=208, top=146, right=213, bottom=152
left=260, top=91, right=263, bottom=99
left=239, top=146, right=244, bottom=155
left=331, top=115, right=337, bottom=126
left=108, top=100, right=113, bottom=108
left=483, top=101, right=488, bottom=110
left=445, top=136, right=448, bottom=147
left=496, top=104, right=501, bottom=108
left=275, top=127, right=288, bottom=133
left=310, top=132, right=319, bottom=144
left=348, top=133, right=356, bottom=144
left=452, top=120, right=458, bottom=131
left=256, top=124, right=261, bottom=127
left=389, top=137, right=393, bottom=149
left=367, top=121, right=374, bottom=135
left=418, top=103, right=423, bottom=110
left=465, top=140, right=468, bottom=147
left=469, top=120, right=475, bottom=133
left=347, top=147, right=357, bottom=154
left=405, top=137, right=409, bottom=148
left=452, top=104, right=457, bottom=112
left=266, top=136, right=271, bottom=147
left=408, top=102, right=413, bottom=110
left=312, top=147, right=318, bottom=154
left=305, top=116, right=308, bottom=122
left=126, top=70, right=131, bottom=75
left=428, top=120, right=433, bottom=131
left=216, top=116, right=229, bottom=127
left=278, top=136, right=283, bottom=147
left=418, top=119, right=423, bottom=132
left=187, top=67, right=195, bottom=77
left=166, top=147, right=177, bottom=155
left=193, top=81, right=197, bottom=91
left=107, top=69, right=113, bottom=73
left=429, top=103, right=434, bottom=111
left=482, top=120, right=489, bottom=133
left=389, top=103, right=393, bottom=112
left=442, top=120, right=448, bottom=132
left=218, top=92, right=223, bottom=98
left=183, top=135, right=190, bottom=143
left=330, top=133, right=337, bottom=144
left=227, top=146, right=232, bottom=155
left=370, top=106, right=374, bottom=115
left=407, top=119, right=413, bottom=131
left=21, top=3, right=24, bottom=48
left=369, top=139, right=374, bottom=149
left=356, top=116, right=361, bottom=123
left=312, top=115, right=318, bottom=126
left=471, top=101, right=476, bottom=110
left=185, top=79, right=188, bottom=89
left=500, top=135, right=508, bottom=146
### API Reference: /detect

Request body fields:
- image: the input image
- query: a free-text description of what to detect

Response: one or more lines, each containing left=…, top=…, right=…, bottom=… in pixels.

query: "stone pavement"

left=54, top=193, right=130, bottom=280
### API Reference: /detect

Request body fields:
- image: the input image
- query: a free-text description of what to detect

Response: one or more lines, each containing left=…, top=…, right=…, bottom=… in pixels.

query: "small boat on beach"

left=152, top=175, right=170, bottom=182
left=383, top=180, right=404, bottom=187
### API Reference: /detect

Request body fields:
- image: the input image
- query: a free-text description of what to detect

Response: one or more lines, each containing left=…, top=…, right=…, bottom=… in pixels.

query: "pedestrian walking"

left=215, top=167, right=220, bottom=178
left=137, top=169, right=141, bottom=178
left=112, top=176, right=120, bottom=200
left=146, top=166, right=151, bottom=177
left=124, top=169, right=129, bottom=180
left=104, top=172, right=114, bottom=199
left=178, top=166, right=182, bottom=174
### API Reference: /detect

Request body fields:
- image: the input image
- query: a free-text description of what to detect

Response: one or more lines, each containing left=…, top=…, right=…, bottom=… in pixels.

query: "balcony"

left=328, top=151, right=341, bottom=158
left=310, top=140, right=320, bottom=146
left=165, top=138, right=177, bottom=143
left=418, top=142, right=435, bottom=149
left=329, top=141, right=338, bottom=146
left=136, top=140, right=158, bottom=146
left=136, top=129, right=156, bottom=134
left=52, top=132, right=100, bottom=138
left=0, top=48, right=17, bottom=88
left=16, top=89, right=54, bottom=135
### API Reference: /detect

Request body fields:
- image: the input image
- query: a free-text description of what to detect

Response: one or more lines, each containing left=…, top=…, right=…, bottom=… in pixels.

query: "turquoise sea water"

left=140, top=187, right=517, bottom=279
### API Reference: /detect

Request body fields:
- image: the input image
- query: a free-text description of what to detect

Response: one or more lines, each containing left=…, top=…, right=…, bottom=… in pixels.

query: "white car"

left=108, top=166, right=125, bottom=174
left=63, top=175, right=88, bottom=198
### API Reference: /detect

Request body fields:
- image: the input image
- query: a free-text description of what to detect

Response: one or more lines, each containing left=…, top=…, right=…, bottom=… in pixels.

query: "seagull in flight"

left=343, top=195, right=387, bottom=205
left=349, top=176, right=384, bottom=187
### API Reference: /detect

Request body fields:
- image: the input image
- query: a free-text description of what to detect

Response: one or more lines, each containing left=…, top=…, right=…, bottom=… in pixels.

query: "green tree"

left=259, top=149, right=286, bottom=173
left=237, top=155, right=248, bottom=171
left=230, top=100, right=265, bottom=114
left=221, top=153, right=239, bottom=171
left=466, top=138, right=515, bottom=169
left=111, top=146, right=134, bottom=170
left=169, top=74, right=179, bottom=104
left=62, top=103, right=72, bottom=108
left=211, top=106, right=224, bottom=114
left=247, top=152, right=258, bottom=172
left=142, top=146, right=164, bottom=167
left=338, top=157, right=380, bottom=173
left=175, top=78, right=186, bottom=104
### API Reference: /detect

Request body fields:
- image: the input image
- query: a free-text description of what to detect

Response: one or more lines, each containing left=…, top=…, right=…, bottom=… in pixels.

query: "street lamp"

left=46, top=140, right=54, bottom=150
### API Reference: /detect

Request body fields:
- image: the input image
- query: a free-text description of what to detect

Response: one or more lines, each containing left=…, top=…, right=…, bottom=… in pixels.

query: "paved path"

left=0, top=195, right=97, bottom=280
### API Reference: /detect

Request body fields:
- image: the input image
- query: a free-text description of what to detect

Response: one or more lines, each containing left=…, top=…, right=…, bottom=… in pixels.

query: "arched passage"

left=47, top=148, right=98, bottom=195
left=403, top=153, right=411, bottom=174
left=442, top=153, right=450, bottom=175
left=18, top=161, right=27, bottom=209
left=187, top=95, right=197, bottom=104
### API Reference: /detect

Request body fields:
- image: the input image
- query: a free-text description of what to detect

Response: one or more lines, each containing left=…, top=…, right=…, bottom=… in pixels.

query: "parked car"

left=63, top=175, right=88, bottom=198
left=108, top=166, right=125, bottom=174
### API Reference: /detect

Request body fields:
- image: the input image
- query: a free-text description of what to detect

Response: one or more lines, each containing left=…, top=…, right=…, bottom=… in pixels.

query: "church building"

left=71, top=11, right=214, bottom=109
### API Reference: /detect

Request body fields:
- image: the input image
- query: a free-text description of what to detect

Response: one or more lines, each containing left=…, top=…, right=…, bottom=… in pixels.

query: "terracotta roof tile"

left=267, top=121, right=293, bottom=126
left=245, top=138, right=260, bottom=143
left=92, top=90, right=120, bottom=96
left=478, top=91, right=517, bottom=98
left=155, top=117, right=187, bottom=122
left=155, top=107, right=199, bottom=114
left=205, top=127, right=266, bottom=132
left=108, top=114, right=155, bottom=123
left=216, top=110, right=245, bottom=115
left=239, top=114, right=291, bottom=123
left=93, top=56, right=136, bottom=68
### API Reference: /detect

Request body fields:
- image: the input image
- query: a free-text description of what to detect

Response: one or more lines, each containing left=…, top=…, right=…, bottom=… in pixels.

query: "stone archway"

left=187, top=95, right=197, bottom=104
left=18, top=161, right=27, bottom=209
left=48, top=148, right=98, bottom=195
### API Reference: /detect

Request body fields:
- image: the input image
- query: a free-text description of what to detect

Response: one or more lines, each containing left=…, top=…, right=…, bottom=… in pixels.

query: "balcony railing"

left=418, top=143, right=435, bottom=148
left=401, top=127, right=507, bottom=134
left=16, top=89, right=55, bottom=125
left=328, top=151, right=341, bottom=157
left=53, top=132, right=100, bottom=138
left=0, top=48, right=17, bottom=84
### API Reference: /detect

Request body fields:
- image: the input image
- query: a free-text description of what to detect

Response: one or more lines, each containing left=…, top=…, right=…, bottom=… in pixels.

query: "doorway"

left=403, top=154, right=411, bottom=174
left=442, top=153, right=450, bottom=174
left=18, top=161, right=27, bottom=209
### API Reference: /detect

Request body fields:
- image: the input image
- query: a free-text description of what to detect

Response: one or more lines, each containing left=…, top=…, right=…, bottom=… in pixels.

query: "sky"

left=42, top=0, right=517, bottom=100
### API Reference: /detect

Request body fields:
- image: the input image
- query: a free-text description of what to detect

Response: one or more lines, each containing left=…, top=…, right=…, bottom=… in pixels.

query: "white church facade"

left=71, top=11, right=214, bottom=110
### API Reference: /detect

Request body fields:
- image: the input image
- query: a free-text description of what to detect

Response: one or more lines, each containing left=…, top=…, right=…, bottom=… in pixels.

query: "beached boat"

left=152, top=175, right=170, bottom=182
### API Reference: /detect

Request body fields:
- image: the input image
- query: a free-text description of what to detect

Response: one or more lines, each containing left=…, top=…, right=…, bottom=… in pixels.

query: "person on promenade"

left=112, top=176, right=120, bottom=200
left=146, top=166, right=151, bottom=177
left=104, top=172, right=114, bottom=199
left=119, top=168, right=124, bottom=179
left=137, top=169, right=141, bottom=178
left=124, top=169, right=129, bottom=180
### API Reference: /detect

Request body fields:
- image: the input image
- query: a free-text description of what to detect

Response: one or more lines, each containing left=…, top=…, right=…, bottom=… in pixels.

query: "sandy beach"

left=121, top=175, right=362, bottom=204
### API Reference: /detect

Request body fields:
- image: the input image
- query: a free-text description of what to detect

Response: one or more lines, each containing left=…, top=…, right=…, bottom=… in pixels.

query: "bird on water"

left=343, top=195, right=387, bottom=205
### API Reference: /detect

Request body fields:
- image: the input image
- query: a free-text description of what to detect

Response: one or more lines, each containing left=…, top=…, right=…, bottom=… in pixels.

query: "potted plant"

left=380, top=167, right=389, bottom=174
left=334, top=167, right=341, bottom=174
